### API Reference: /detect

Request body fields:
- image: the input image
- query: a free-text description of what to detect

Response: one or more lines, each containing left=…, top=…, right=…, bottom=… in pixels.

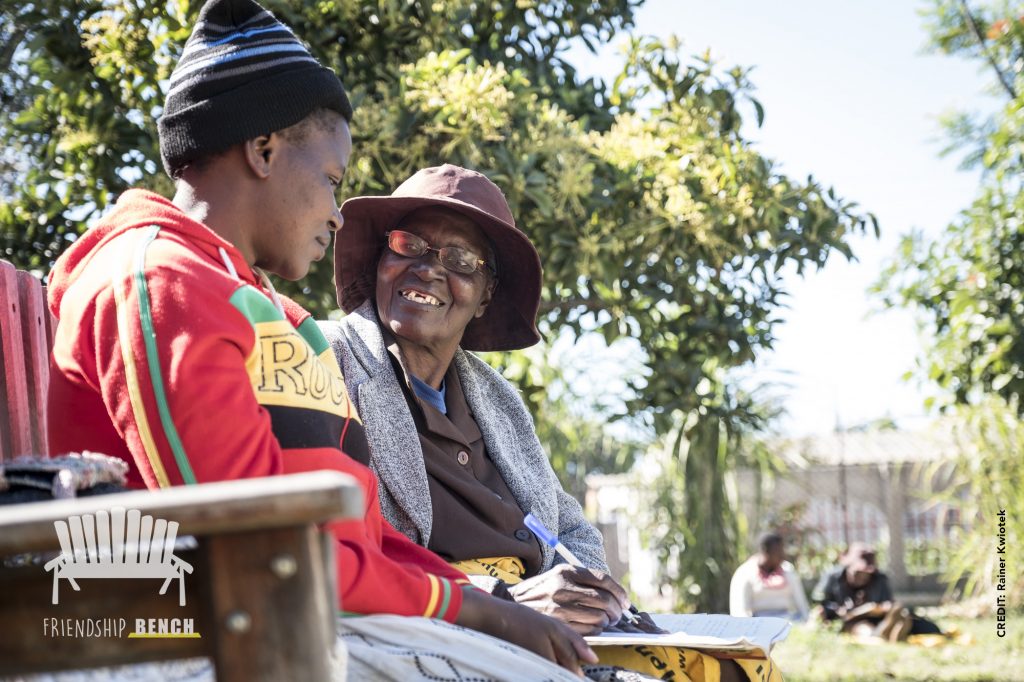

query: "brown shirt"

left=384, top=337, right=543, bottom=576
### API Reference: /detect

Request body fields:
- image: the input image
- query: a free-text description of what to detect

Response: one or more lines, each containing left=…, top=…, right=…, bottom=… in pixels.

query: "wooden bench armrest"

left=0, top=471, right=363, bottom=555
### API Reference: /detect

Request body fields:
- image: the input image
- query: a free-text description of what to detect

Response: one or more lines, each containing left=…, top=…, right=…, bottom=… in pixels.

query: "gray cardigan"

left=318, top=301, right=608, bottom=573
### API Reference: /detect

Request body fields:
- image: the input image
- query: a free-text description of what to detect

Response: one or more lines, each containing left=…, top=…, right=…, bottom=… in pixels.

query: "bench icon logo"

left=44, top=507, right=193, bottom=606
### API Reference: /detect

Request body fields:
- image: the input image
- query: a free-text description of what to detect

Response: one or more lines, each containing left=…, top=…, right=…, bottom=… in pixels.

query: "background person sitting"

left=729, top=532, right=810, bottom=622
left=812, top=543, right=941, bottom=642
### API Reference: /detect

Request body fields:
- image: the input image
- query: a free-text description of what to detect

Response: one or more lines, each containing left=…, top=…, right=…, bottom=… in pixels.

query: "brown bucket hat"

left=334, top=164, right=542, bottom=352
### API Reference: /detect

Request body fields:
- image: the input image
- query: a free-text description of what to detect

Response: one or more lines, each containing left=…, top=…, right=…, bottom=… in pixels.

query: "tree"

left=0, top=0, right=638, bottom=303
left=878, top=0, right=1024, bottom=607
left=2, top=0, right=874, bottom=611
left=495, top=342, right=649, bottom=503
left=880, top=0, right=1024, bottom=414
left=637, top=381, right=783, bottom=610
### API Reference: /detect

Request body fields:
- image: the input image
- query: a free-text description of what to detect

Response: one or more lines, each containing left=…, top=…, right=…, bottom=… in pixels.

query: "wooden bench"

left=0, top=260, right=363, bottom=680
left=0, top=473, right=362, bottom=679
left=0, top=259, right=53, bottom=459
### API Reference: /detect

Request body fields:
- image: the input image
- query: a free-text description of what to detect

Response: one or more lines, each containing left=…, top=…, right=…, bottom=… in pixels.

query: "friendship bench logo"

left=44, top=507, right=200, bottom=639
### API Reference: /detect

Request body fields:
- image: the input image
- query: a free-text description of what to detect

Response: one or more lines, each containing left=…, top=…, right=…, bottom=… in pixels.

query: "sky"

left=561, top=0, right=994, bottom=437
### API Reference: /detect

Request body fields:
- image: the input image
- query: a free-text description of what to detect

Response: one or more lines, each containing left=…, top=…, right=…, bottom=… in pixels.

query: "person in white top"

left=730, top=532, right=810, bottom=622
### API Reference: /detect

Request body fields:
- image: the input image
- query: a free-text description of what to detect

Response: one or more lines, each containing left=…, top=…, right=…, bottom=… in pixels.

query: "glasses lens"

left=389, top=230, right=486, bottom=275
left=439, top=247, right=481, bottom=275
left=388, top=231, right=427, bottom=257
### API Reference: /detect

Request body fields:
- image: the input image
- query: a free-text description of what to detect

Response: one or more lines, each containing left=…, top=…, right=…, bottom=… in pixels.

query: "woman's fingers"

left=561, top=566, right=630, bottom=610
left=550, top=624, right=597, bottom=677
left=636, top=610, right=666, bottom=634
left=510, top=566, right=624, bottom=626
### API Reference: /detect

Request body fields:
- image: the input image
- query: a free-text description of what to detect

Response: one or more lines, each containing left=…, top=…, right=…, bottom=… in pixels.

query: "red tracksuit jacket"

left=47, top=189, right=467, bottom=620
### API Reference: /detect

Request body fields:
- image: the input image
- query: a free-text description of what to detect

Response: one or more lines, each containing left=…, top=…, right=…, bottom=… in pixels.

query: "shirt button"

left=457, top=451, right=470, bottom=465
left=514, top=529, right=531, bottom=542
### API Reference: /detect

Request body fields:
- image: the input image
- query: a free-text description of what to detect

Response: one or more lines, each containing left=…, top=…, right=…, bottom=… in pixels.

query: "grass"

left=772, top=615, right=1024, bottom=682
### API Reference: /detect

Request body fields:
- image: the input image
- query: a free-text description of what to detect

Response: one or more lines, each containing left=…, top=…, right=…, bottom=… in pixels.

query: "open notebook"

left=585, top=614, right=791, bottom=658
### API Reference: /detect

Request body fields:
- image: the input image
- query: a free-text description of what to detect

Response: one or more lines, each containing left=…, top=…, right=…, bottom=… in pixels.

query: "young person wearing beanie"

left=45, top=0, right=595, bottom=678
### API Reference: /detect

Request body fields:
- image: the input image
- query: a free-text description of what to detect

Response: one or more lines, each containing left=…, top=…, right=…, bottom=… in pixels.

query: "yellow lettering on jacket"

left=247, top=320, right=354, bottom=417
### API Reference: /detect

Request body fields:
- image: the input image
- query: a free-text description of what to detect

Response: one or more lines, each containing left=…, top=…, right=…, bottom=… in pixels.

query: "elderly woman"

left=320, top=165, right=775, bottom=682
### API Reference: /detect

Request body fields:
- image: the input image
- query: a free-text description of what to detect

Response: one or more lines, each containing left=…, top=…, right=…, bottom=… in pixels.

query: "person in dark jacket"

left=814, top=543, right=941, bottom=641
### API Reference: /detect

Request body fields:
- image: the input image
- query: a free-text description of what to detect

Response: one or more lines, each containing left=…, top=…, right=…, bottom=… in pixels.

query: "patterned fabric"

left=595, top=647, right=783, bottom=682
left=319, top=302, right=609, bottom=574
left=157, top=0, right=352, bottom=176
left=338, top=615, right=583, bottom=681
left=451, top=556, right=527, bottom=585
left=25, top=616, right=694, bottom=682
left=455, top=555, right=784, bottom=682
left=20, top=615, right=595, bottom=682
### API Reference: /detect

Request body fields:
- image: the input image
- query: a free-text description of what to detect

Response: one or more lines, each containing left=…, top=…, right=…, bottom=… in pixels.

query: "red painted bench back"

left=0, top=260, right=56, bottom=460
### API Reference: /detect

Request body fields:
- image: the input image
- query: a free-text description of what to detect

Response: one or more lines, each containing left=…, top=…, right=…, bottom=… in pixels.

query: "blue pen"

left=524, top=513, right=640, bottom=625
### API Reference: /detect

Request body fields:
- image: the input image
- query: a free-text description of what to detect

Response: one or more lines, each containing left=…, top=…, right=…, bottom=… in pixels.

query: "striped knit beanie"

left=158, top=0, right=353, bottom=177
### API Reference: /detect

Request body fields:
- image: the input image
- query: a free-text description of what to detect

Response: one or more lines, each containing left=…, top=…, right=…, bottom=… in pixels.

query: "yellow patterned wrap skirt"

left=451, top=557, right=784, bottom=682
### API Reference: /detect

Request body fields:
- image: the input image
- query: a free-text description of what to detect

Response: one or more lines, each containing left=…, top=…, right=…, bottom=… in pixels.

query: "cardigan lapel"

left=345, top=304, right=434, bottom=544
left=454, top=351, right=557, bottom=569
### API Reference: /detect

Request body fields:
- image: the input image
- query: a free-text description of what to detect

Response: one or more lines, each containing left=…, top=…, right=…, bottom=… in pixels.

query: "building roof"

left=772, top=421, right=963, bottom=467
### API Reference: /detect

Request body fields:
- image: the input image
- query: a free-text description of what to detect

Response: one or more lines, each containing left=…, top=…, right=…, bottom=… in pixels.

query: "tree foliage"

left=940, top=399, right=1024, bottom=608
left=494, top=343, right=648, bottom=503
left=0, top=0, right=638, bottom=296
left=879, top=0, right=1024, bottom=609
left=880, top=1, right=1024, bottom=414
left=2, top=0, right=875, bottom=611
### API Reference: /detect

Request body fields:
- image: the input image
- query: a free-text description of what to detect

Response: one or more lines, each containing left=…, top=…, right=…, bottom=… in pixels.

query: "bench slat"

left=0, top=471, right=363, bottom=554
left=18, top=269, right=50, bottom=454
left=54, top=564, right=185, bottom=579
left=0, top=260, right=31, bottom=458
left=41, top=283, right=56, bottom=350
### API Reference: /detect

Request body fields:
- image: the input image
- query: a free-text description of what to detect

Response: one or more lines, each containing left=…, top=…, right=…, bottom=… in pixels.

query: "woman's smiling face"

left=375, top=206, right=495, bottom=353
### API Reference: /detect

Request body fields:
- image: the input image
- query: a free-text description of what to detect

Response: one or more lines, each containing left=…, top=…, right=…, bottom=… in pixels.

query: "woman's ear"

left=474, top=277, right=497, bottom=318
left=242, top=133, right=279, bottom=179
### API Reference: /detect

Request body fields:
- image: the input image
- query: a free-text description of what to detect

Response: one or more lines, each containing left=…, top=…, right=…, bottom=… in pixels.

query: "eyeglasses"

left=385, top=230, right=496, bottom=277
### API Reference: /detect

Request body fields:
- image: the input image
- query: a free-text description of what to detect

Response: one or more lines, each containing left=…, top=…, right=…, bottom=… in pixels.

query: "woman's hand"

left=456, top=587, right=598, bottom=677
left=508, top=564, right=629, bottom=635
left=604, top=608, right=666, bottom=634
